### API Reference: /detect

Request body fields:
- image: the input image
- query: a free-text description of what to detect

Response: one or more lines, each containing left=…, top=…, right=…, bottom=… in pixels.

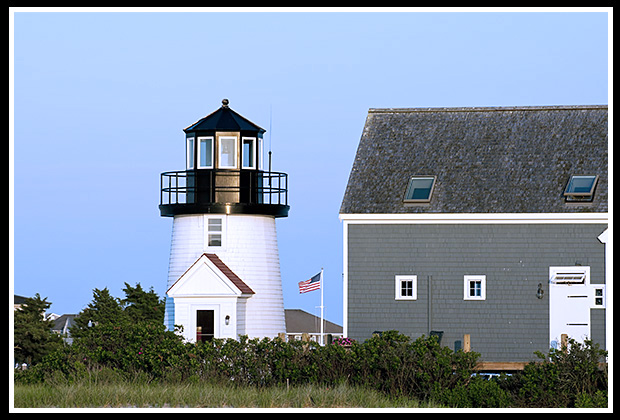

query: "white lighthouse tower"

left=159, top=99, right=289, bottom=342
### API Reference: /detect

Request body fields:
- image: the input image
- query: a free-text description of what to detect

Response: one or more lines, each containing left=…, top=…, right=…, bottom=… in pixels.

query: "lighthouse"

left=159, top=99, right=289, bottom=342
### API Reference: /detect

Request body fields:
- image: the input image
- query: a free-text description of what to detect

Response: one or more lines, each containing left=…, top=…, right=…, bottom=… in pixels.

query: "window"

left=258, top=138, right=264, bottom=170
left=242, top=137, right=256, bottom=169
left=207, top=218, right=222, bottom=247
left=198, top=137, right=213, bottom=168
left=594, top=286, right=606, bottom=307
left=218, top=136, right=237, bottom=169
left=186, top=137, right=195, bottom=169
left=404, top=176, right=436, bottom=203
left=564, top=175, right=598, bottom=202
left=395, top=275, right=417, bottom=300
left=464, top=275, right=486, bottom=300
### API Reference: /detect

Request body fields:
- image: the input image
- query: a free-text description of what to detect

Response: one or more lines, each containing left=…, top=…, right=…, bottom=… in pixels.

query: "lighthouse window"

left=242, top=137, right=256, bottom=169
left=198, top=137, right=213, bottom=168
left=186, top=137, right=195, bottom=169
left=219, top=136, right=237, bottom=169
left=207, top=218, right=222, bottom=247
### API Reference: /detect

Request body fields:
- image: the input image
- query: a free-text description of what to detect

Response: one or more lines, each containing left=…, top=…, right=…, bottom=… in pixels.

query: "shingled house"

left=339, top=105, right=608, bottom=364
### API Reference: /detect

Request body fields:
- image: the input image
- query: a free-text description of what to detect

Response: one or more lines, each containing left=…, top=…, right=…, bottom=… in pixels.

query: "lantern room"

left=159, top=99, right=289, bottom=218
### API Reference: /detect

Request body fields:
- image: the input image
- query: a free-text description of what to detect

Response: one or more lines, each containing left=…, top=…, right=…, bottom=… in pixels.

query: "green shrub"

left=346, top=331, right=480, bottom=401
left=510, top=338, right=607, bottom=408
left=574, top=390, right=608, bottom=408
left=15, top=329, right=607, bottom=408
left=435, top=375, right=514, bottom=408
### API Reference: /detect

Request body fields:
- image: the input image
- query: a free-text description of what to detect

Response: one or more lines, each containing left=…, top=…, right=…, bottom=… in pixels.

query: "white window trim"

left=197, top=136, right=214, bottom=169
left=395, top=275, right=417, bottom=300
left=464, top=275, right=486, bottom=300
left=186, top=137, right=195, bottom=170
left=258, top=137, right=264, bottom=170
left=242, top=137, right=257, bottom=169
left=218, top=136, right=238, bottom=169
left=592, top=285, right=606, bottom=308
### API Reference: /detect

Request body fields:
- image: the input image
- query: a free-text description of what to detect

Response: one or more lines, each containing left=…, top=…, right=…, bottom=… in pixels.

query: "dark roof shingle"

left=340, top=105, right=608, bottom=214
left=184, top=100, right=265, bottom=134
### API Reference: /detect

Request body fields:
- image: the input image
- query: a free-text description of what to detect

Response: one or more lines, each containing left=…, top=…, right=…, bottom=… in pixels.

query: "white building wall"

left=171, top=297, right=238, bottom=342
left=164, top=213, right=286, bottom=339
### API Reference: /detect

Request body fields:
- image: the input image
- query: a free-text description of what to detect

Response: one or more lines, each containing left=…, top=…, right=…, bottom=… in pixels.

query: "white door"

left=549, top=267, right=591, bottom=349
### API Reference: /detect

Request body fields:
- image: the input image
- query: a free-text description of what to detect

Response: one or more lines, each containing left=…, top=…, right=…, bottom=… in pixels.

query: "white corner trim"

left=339, top=213, right=609, bottom=224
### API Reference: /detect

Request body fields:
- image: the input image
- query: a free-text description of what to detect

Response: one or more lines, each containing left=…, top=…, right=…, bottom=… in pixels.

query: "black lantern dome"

left=159, top=99, right=289, bottom=218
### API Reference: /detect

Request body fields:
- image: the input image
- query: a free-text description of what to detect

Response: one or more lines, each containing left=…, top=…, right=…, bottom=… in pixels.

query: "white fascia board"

left=339, top=213, right=609, bottom=224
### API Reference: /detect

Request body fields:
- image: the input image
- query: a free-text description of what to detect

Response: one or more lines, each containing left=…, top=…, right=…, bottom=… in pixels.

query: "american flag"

left=298, top=272, right=321, bottom=294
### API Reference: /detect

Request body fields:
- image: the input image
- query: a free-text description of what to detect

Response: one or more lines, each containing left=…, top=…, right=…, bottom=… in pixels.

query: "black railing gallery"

left=160, top=170, right=288, bottom=207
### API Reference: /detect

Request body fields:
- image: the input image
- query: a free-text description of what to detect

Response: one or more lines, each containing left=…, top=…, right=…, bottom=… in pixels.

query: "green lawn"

left=13, top=382, right=441, bottom=409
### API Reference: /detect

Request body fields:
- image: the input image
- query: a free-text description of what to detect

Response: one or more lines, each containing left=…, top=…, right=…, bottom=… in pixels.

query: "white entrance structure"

left=549, top=265, right=606, bottom=349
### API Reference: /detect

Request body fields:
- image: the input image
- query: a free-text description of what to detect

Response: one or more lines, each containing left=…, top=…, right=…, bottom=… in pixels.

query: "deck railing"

left=160, top=170, right=288, bottom=207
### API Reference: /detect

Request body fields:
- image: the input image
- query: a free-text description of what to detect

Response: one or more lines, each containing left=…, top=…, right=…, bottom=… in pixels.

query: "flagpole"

left=320, top=267, right=324, bottom=346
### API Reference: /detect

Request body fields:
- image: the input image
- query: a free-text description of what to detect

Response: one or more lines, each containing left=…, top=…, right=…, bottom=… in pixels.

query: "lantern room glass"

left=219, top=137, right=237, bottom=169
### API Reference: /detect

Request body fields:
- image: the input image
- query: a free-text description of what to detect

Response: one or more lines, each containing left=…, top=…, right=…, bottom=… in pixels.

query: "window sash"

left=218, top=136, right=238, bottom=169
left=186, top=137, right=195, bottom=169
left=198, top=137, right=214, bottom=169
left=242, top=137, right=256, bottom=169
left=464, top=275, right=486, bottom=300
left=395, top=275, right=417, bottom=300
left=207, top=218, right=223, bottom=247
left=404, top=176, right=436, bottom=203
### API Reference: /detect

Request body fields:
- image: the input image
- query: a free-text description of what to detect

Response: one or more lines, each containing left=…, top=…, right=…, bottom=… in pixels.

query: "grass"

left=14, top=381, right=440, bottom=408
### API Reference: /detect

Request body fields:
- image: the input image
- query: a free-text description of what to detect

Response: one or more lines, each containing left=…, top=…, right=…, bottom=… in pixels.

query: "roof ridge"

left=368, top=104, right=608, bottom=114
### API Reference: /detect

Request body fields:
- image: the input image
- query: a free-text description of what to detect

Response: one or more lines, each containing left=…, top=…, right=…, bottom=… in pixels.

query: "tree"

left=71, top=284, right=165, bottom=339
left=71, top=287, right=126, bottom=339
left=121, top=282, right=165, bottom=325
left=13, top=294, right=63, bottom=365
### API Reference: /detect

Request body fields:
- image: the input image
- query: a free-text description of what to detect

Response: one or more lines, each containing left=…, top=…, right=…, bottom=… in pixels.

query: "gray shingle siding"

left=347, top=223, right=606, bottom=362
left=341, top=104, right=608, bottom=363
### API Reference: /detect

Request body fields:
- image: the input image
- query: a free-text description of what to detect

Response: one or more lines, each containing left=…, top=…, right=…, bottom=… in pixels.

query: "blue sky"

left=11, top=9, right=610, bottom=326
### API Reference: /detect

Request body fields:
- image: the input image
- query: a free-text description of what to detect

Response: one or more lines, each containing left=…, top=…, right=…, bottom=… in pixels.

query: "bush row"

left=15, top=323, right=607, bottom=408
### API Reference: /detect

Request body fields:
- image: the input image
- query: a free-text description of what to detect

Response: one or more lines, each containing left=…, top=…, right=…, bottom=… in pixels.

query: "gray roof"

left=184, top=99, right=265, bottom=135
left=285, top=309, right=342, bottom=334
left=340, top=105, right=608, bottom=214
left=51, top=314, right=77, bottom=335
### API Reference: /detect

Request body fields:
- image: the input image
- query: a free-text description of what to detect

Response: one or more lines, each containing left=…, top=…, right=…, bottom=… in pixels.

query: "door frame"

left=549, top=266, right=591, bottom=348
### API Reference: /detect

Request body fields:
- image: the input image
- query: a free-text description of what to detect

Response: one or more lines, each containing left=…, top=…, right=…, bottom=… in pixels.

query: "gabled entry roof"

left=203, top=253, right=255, bottom=295
left=167, top=253, right=254, bottom=296
left=184, top=99, right=266, bottom=134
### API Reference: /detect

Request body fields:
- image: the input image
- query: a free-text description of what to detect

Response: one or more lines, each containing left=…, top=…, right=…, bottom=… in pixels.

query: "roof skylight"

left=404, top=176, right=436, bottom=203
left=564, top=175, right=598, bottom=202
